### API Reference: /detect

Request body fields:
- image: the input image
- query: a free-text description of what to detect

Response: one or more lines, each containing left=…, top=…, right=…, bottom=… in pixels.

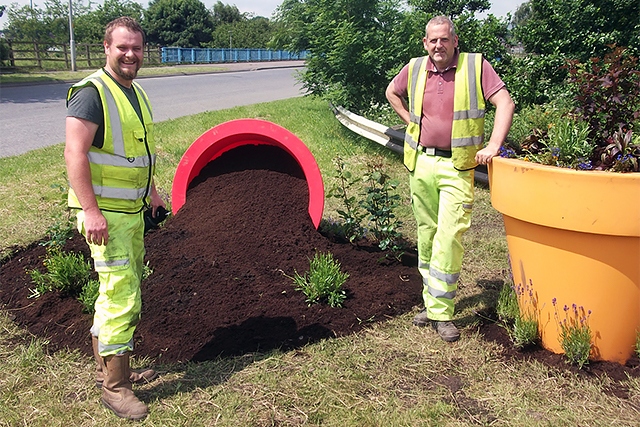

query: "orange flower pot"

left=489, top=157, right=640, bottom=364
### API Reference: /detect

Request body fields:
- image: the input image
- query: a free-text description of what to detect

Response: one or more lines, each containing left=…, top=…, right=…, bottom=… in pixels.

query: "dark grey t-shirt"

left=66, top=70, right=143, bottom=149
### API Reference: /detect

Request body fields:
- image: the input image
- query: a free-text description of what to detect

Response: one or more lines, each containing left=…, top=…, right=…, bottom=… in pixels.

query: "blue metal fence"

left=161, top=47, right=308, bottom=64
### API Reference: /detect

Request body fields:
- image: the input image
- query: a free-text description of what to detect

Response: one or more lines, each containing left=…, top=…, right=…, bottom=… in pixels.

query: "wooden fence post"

left=86, top=44, right=92, bottom=68
left=8, top=40, right=16, bottom=67
left=63, top=42, right=69, bottom=69
left=33, top=41, right=42, bottom=69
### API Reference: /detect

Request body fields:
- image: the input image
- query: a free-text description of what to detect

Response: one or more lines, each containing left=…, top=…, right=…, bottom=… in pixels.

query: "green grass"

left=0, top=64, right=226, bottom=85
left=2, top=93, right=639, bottom=426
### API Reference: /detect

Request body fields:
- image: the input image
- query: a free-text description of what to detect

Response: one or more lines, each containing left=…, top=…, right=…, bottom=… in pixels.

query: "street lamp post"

left=68, top=0, right=76, bottom=71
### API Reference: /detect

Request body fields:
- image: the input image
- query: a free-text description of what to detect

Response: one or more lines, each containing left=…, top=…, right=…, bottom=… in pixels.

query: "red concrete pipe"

left=171, top=119, right=324, bottom=229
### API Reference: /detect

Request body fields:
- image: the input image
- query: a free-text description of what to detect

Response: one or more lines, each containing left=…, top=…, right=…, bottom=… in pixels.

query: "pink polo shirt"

left=392, top=52, right=505, bottom=149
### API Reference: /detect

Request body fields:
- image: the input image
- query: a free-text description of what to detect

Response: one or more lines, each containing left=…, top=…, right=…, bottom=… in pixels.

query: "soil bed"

left=1, top=145, right=638, bottom=394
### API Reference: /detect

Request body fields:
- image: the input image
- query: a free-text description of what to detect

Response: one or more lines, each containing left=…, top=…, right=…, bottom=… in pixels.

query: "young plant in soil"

left=496, top=281, right=539, bottom=349
left=326, top=156, right=366, bottom=243
left=554, top=299, right=593, bottom=369
left=290, top=251, right=349, bottom=308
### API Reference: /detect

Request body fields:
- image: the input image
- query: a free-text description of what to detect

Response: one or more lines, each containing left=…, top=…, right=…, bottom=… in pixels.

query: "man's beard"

left=114, top=61, right=140, bottom=81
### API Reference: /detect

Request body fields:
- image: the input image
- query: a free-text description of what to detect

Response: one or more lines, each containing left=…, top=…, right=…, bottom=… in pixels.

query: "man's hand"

left=83, top=208, right=109, bottom=246
left=149, top=184, right=166, bottom=218
left=475, top=146, right=500, bottom=165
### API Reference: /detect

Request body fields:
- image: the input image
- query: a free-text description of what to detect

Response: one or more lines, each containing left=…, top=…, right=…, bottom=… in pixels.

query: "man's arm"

left=475, top=88, right=515, bottom=165
left=64, top=116, right=109, bottom=246
left=385, top=81, right=411, bottom=125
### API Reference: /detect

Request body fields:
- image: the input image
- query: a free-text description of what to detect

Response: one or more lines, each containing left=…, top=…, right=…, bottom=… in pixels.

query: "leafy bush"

left=361, top=161, right=404, bottom=254
left=327, top=157, right=366, bottom=243
left=567, top=45, right=640, bottom=171
left=291, top=252, right=349, bottom=308
left=78, top=279, right=100, bottom=314
left=554, top=301, right=593, bottom=369
left=501, top=53, right=570, bottom=110
left=495, top=281, right=539, bottom=349
left=501, top=46, right=640, bottom=172
left=496, top=283, right=519, bottom=324
left=29, top=248, right=92, bottom=298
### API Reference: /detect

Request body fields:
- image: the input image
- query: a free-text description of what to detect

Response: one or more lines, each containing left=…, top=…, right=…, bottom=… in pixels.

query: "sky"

left=1, top=0, right=525, bottom=30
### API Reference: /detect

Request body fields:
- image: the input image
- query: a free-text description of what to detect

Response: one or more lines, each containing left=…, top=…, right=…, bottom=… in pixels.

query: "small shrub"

left=496, top=281, right=539, bottom=349
left=636, top=331, right=640, bottom=358
left=28, top=248, right=92, bottom=298
left=512, top=314, right=539, bottom=349
left=78, top=279, right=100, bottom=314
left=291, top=252, right=348, bottom=308
left=496, top=283, right=519, bottom=324
left=554, top=299, right=593, bottom=369
left=361, top=160, right=404, bottom=254
left=327, top=157, right=366, bottom=243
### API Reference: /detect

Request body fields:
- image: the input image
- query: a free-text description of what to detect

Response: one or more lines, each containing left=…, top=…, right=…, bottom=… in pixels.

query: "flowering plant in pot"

left=489, top=45, right=640, bottom=365
left=500, top=45, right=640, bottom=172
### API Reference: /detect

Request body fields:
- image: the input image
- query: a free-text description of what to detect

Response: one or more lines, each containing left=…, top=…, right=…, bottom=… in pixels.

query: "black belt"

left=419, top=146, right=452, bottom=158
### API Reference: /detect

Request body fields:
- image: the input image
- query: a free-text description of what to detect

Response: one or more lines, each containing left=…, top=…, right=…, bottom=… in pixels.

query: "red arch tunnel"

left=171, top=119, right=325, bottom=229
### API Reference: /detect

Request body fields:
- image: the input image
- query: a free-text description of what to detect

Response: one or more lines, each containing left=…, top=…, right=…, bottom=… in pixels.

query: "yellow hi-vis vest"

left=404, top=52, right=485, bottom=171
left=67, top=69, right=156, bottom=214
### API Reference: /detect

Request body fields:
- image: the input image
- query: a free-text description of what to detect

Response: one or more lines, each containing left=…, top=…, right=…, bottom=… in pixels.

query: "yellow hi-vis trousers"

left=77, top=210, right=145, bottom=357
left=409, top=151, right=474, bottom=321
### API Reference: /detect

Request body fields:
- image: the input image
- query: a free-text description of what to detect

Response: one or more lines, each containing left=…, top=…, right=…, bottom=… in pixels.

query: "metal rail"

left=330, top=103, right=488, bottom=184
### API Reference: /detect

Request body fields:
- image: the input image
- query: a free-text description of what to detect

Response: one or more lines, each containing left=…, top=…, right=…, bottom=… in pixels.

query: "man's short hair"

left=104, top=16, right=145, bottom=45
left=425, top=15, right=457, bottom=38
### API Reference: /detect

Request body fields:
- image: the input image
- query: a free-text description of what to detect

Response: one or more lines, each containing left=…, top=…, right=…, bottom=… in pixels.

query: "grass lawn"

left=1, top=74, right=639, bottom=426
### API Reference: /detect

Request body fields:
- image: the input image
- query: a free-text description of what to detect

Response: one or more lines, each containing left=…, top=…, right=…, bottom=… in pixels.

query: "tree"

left=514, top=0, right=640, bottom=61
left=272, top=0, right=415, bottom=112
left=208, top=17, right=273, bottom=49
left=2, top=0, right=89, bottom=44
left=144, top=0, right=214, bottom=47
left=211, top=1, right=243, bottom=26
left=271, top=0, right=511, bottom=113
left=270, top=0, right=314, bottom=53
left=74, top=0, right=144, bottom=43
left=407, top=0, right=490, bottom=18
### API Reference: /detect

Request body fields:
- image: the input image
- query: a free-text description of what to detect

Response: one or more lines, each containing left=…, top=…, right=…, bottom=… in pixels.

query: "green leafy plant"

left=290, top=252, right=349, bottom=308
left=28, top=248, right=92, bottom=298
left=78, top=279, right=100, bottom=314
left=501, top=45, right=640, bottom=172
left=327, top=157, right=366, bottom=243
left=496, top=282, right=519, bottom=325
left=553, top=299, right=593, bottom=369
left=361, top=161, right=404, bottom=254
left=495, top=281, right=539, bottom=349
left=635, top=331, right=640, bottom=358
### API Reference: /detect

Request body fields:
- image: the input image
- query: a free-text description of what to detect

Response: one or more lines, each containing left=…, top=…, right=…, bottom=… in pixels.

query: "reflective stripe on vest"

left=404, top=53, right=485, bottom=171
left=67, top=69, right=155, bottom=213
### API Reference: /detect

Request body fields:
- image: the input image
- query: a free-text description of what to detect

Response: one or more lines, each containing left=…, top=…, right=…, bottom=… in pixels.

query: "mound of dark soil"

left=0, top=145, right=422, bottom=363
left=1, top=145, right=638, bottom=394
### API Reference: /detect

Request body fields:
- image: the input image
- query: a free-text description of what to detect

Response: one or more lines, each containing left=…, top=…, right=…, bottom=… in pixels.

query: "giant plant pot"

left=489, top=157, right=640, bottom=364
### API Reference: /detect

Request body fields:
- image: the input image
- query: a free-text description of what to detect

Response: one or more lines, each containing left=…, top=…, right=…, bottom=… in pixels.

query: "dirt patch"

left=0, top=145, right=422, bottom=363
left=1, top=145, right=638, bottom=393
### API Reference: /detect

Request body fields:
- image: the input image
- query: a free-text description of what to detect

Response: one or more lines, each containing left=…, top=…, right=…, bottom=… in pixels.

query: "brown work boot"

left=412, top=308, right=430, bottom=327
left=92, top=336, right=157, bottom=388
left=101, top=353, right=149, bottom=420
left=432, top=321, right=460, bottom=342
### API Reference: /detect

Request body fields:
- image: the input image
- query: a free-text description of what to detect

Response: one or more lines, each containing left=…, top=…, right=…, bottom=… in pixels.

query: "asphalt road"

left=0, top=63, right=304, bottom=158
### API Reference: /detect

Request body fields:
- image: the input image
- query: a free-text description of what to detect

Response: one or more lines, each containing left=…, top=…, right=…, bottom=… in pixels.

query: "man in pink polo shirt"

left=386, top=15, right=515, bottom=342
